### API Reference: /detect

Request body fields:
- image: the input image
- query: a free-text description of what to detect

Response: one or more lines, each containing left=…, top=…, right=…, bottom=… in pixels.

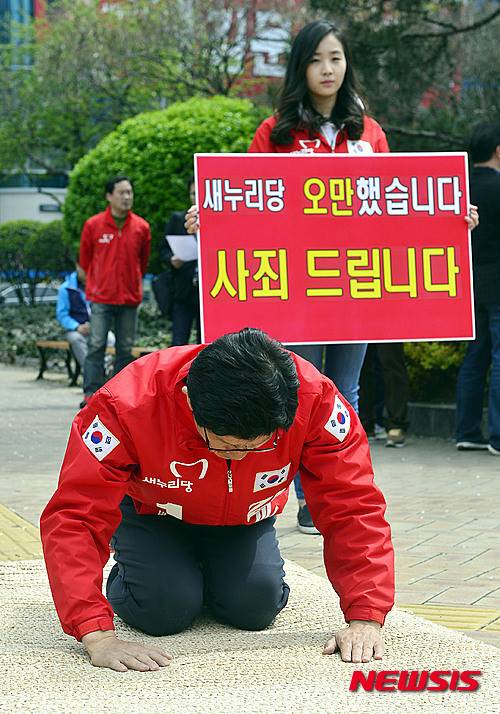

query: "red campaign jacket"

left=79, top=207, right=151, bottom=306
left=248, top=114, right=389, bottom=154
left=40, top=346, right=394, bottom=641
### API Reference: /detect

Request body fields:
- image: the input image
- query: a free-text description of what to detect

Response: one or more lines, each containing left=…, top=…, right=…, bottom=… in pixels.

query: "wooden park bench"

left=35, top=340, right=158, bottom=386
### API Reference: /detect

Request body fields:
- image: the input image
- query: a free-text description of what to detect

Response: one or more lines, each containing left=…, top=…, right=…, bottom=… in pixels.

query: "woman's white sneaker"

left=456, top=441, right=489, bottom=450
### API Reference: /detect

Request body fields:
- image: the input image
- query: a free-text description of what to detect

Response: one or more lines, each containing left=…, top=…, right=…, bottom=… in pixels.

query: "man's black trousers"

left=107, top=496, right=290, bottom=636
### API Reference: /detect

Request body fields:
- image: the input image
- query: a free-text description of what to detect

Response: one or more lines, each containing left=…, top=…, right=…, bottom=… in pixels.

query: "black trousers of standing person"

left=171, top=293, right=201, bottom=346
left=106, top=496, right=290, bottom=636
left=359, top=343, right=410, bottom=433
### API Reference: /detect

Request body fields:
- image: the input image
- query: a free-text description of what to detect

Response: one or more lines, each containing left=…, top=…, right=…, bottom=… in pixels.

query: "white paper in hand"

left=166, top=234, right=198, bottom=262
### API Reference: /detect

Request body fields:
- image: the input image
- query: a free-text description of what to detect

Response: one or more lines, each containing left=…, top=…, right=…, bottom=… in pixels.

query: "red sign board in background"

left=195, top=153, right=473, bottom=344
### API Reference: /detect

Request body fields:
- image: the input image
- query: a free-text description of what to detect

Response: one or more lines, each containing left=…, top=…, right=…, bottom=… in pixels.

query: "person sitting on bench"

left=56, top=263, right=91, bottom=371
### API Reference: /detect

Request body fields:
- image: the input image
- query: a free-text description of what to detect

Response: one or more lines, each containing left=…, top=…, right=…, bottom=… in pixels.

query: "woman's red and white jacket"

left=40, top=346, right=394, bottom=641
left=249, top=114, right=389, bottom=155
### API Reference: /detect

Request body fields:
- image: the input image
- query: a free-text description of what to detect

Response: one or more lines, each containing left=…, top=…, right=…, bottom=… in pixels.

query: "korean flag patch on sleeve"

left=82, top=415, right=120, bottom=461
left=324, top=395, right=351, bottom=442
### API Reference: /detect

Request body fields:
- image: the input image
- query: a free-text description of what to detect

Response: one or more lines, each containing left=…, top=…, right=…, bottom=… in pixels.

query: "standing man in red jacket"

left=41, top=328, right=394, bottom=673
left=79, top=175, right=151, bottom=404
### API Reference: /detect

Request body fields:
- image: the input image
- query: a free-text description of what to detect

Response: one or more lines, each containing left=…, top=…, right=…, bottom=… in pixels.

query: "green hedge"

left=404, top=341, right=467, bottom=402
left=63, top=96, right=267, bottom=273
left=0, top=302, right=169, bottom=364
left=0, top=304, right=62, bottom=363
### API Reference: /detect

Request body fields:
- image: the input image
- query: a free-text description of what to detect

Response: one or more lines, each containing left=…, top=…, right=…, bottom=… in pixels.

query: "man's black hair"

left=469, top=122, right=500, bottom=164
left=104, top=175, right=133, bottom=197
left=186, top=328, right=300, bottom=439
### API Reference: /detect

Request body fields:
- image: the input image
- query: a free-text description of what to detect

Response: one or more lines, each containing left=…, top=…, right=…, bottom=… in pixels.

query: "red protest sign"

left=195, top=153, right=473, bottom=344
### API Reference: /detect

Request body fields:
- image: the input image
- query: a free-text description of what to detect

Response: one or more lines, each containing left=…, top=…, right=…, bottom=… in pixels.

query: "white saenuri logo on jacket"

left=143, top=476, right=193, bottom=493
left=324, top=395, right=351, bottom=442
left=155, top=460, right=208, bottom=519
left=98, top=233, right=114, bottom=244
left=82, top=415, right=120, bottom=461
left=141, top=459, right=209, bottom=494
left=253, top=463, right=291, bottom=492
left=169, top=459, right=208, bottom=480
left=297, top=139, right=322, bottom=153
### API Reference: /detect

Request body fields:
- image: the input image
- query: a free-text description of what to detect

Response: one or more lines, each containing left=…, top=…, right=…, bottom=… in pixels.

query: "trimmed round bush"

left=0, top=220, right=43, bottom=277
left=63, top=96, right=267, bottom=272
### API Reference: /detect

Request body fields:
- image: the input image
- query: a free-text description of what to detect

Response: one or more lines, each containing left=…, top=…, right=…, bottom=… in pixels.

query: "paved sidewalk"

left=0, top=503, right=42, bottom=560
left=1, top=363, right=499, bottom=647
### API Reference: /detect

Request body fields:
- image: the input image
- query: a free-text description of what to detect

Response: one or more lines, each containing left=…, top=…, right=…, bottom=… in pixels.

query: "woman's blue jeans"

left=290, top=343, right=367, bottom=500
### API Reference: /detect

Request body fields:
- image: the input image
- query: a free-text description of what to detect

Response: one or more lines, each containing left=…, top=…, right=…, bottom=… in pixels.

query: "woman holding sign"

left=248, top=20, right=390, bottom=534
left=186, top=20, right=386, bottom=533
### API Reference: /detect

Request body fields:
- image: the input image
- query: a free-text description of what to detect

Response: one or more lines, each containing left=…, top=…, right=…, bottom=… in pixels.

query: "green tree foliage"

left=0, top=220, right=71, bottom=304
left=308, top=0, right=500, bottom=150
left=63, top=96, right=267, bottom=272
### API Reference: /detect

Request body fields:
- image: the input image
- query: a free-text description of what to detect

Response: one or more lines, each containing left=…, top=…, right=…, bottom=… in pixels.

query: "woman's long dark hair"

left=271, top=20, right=365, bottom=145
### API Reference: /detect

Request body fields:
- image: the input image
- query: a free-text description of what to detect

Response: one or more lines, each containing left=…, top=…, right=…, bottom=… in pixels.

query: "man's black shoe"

left=297, top=504, right=320, bottom=535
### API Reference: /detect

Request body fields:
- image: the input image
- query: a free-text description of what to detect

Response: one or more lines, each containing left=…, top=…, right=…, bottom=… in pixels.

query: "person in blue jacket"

left=56, top=263, right=91, bottom=370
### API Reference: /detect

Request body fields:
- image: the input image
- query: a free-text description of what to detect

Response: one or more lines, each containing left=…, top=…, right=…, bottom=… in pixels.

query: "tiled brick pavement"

left=0, top=503, right=43, bottom=560
left=1, top=364, right=499, bottom=647
left=274, top=425, right=500, bottom=647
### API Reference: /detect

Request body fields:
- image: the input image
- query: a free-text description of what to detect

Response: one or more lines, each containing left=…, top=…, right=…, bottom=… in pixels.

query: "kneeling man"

left=41, top=328, right=394, bottom=672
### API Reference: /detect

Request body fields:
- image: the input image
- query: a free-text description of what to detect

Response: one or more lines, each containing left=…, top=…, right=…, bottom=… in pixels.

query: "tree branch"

left=420, top=15, right=458, bottom=31
left=29, top=156, right=68, bottom=176
left=36, top=187, right=64, bottom=208
left=402, top=7, right=500, bottom=39
left=384, top=124, right=463, bottom=146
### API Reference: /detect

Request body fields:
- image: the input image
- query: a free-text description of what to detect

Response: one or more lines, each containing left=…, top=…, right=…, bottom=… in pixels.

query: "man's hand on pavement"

left=82, top=630, right=173, bottom=672
left=323, top=620, right=384, bottom=663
